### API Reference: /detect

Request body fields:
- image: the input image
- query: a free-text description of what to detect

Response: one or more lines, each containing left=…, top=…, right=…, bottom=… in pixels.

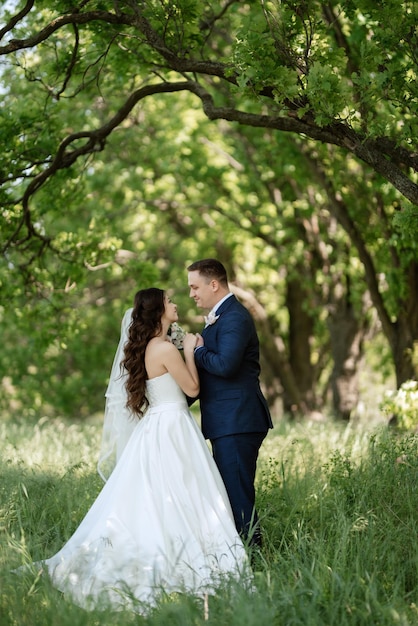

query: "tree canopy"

left=0, top=1, right=417, bottom=421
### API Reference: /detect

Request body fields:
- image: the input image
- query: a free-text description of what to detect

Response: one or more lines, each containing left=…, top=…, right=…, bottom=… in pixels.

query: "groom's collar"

left=213, top=292, right=233, bottom=315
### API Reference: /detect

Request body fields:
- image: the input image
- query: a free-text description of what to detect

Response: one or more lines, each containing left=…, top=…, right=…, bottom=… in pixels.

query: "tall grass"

left=1, top=416, right=417, bottom=625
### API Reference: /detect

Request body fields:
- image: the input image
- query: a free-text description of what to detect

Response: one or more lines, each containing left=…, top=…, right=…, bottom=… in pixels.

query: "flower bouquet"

left=169, top=322, right=185, bottom=350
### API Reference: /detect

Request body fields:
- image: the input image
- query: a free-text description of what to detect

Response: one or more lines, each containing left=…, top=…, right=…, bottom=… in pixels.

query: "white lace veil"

left=97, top=307, right=137, bottom=481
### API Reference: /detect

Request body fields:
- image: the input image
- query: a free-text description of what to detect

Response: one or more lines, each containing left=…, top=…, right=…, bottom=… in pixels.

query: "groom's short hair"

left=187, top=258, right=228, bottom=286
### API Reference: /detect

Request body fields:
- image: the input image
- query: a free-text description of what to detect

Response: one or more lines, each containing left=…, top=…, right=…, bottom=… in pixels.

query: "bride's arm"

left=160, top=336, right=200, bottom=397
left=181, top=333, right=200, bottom=395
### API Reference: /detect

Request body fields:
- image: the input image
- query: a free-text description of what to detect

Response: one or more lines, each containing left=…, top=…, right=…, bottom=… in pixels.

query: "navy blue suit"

left=194, top=295, right=273, bottom=545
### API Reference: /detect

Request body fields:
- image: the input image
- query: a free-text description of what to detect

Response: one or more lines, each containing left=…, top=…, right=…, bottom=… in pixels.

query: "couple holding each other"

left=34, top=259, right=273, bottom=612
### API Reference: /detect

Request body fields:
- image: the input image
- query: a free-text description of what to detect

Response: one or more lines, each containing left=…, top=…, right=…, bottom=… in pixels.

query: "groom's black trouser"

left=211, top=431, right=267, bottom=547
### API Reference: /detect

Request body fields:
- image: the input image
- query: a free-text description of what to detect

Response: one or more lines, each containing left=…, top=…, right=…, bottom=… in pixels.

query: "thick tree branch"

left=14, top=81, right=200, bottom=245
left=12, top=76, right=418, bottom=252
left=2, top=5, right=416, bottom=208
left=0, top=10, right=133, bottom=54
left=186, top=82, right=418, bottom=204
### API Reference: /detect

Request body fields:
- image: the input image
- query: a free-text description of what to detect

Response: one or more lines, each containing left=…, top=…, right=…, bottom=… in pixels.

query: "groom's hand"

left=183, top=333, right=198, bottom=353
left=195, top=333, right=204, bottom=349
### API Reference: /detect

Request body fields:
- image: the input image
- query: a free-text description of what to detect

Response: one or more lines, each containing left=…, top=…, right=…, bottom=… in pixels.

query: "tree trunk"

left=328, top=285, right=367, bottom=420
left=284, top=277, right=316, bottom=413
left=376, top=261, right=418, bottom=388
left=304, top=151, right=418, bottom=391
left=231, top=284, right=309, bottom=417
left=391, top=262, right=418, bottom=386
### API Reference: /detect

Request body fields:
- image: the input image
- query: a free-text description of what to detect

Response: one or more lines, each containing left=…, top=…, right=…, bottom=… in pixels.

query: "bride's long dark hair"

left=121, top=288, right=165, bottom=417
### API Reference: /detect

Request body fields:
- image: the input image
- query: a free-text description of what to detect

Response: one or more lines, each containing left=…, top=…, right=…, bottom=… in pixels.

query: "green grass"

left=1, top=416, right=417, bottom=625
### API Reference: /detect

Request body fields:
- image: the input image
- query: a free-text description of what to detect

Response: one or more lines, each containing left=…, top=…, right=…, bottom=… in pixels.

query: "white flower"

left=169, top=322, right=185, bottom=349
left=204, top=311, right=220, bottom=327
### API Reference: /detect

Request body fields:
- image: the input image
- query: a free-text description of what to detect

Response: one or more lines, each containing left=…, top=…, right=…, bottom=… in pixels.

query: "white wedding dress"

left=41, top=373, right=248, bottom=612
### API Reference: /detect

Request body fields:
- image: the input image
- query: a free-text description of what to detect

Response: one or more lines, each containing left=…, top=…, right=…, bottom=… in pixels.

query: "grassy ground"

left=1, top=415, right=417, bottom=625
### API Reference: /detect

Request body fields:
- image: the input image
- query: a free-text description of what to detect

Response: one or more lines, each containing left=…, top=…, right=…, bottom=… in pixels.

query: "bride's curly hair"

left=121, top=288, right=165, bottom=417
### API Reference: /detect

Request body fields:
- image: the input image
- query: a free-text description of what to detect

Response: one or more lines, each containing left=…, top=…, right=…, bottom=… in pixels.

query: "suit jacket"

left=194, top=295, right=273, bottom=440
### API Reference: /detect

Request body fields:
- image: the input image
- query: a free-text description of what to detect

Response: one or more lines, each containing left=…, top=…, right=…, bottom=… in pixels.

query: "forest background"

left=0, top=0, right=417, bottom=426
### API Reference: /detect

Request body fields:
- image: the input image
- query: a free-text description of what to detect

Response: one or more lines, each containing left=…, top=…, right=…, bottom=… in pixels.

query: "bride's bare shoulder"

left=145, top=338, right=178, bottom=378
left=145, top=338, right=176, bottom=360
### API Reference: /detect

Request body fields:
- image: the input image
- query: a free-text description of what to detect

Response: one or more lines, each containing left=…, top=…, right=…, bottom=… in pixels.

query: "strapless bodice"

left=146, top=373, right=188, bottom=408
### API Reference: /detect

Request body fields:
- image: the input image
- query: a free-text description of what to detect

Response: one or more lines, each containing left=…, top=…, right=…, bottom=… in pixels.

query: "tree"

left=1, top=1, right=416, bottom=214
left=0, top=1, right=416, bottom=420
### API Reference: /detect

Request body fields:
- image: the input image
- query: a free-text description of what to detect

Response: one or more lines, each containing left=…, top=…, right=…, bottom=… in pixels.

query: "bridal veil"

left=97, top=308, right=137, bottom=481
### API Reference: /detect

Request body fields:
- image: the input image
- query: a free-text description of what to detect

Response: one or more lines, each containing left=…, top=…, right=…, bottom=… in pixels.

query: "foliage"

left=0, top=258, right=159, bottom=419
left=1, top=0, right=416, bottom=256
left=1, top=418, right=418, bottom=624
left=380, top=379, right=418, bottom=431
left=392, top=206, right=418, bottom=249
left=0, top=0, right=417, bottom=419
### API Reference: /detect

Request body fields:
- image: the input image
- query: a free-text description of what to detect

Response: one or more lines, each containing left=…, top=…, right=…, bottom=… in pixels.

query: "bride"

left=37, top=288, right=249, bottom=612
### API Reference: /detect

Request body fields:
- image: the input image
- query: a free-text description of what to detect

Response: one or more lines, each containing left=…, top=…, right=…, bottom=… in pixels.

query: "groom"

left=187, top=258, right=273, bottom=547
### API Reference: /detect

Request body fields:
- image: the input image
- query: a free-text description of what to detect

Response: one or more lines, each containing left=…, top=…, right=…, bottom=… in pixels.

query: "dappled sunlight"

left=1, top=414, right=417, bottom=624
left=1, top=417, right=102, bottom=472
left=257, top=420, right=383, bottom=480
